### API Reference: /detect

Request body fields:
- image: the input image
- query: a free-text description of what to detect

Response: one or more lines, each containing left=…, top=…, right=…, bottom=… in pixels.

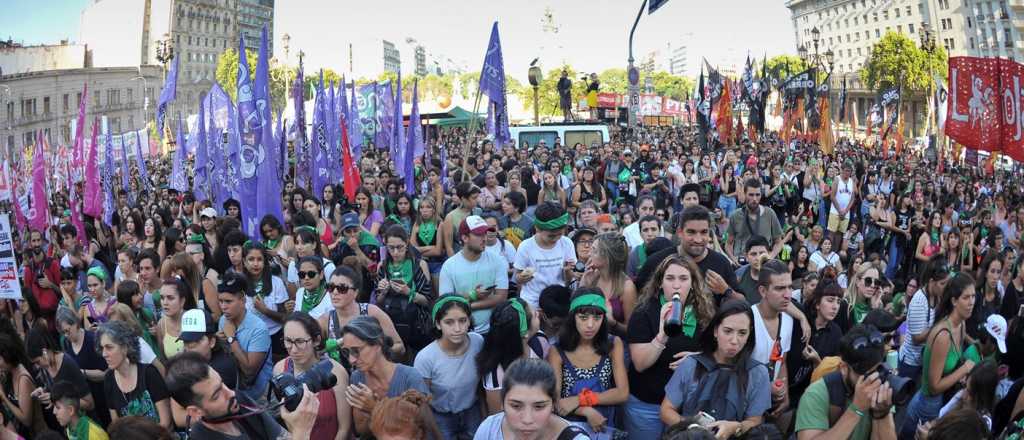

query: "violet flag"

left=404, top=79, right=421, bottom=195
left=375, top=81, right=392, bottom=151
left=252, top=25, right=283, bottom=236
left=102, top=130, right=115, bottom=226
left=350, top=81, right=363, bottom=162
left=134, top=130, right=153, bottom=192
left=236, top=28, right=261, bottom=236
left=170, top=114, right=189, bottom=193
left=292, top=57, right=309, bottom=189
left=157, top=56, right=178, bottom=139
left=119, top=130, right=131, bottom=200
left=311, top=71, right=329, bottom=197
left=392, top=70, right=405, bottom=177
left=193, top=98, right=210, bottom=202
left=83, top=117, right=103, bottom=217
left=478, top=22, right=510, bottom=147
left=28, top=131, right=49, bottom=233
left=71, top=83, right=88, bottom=184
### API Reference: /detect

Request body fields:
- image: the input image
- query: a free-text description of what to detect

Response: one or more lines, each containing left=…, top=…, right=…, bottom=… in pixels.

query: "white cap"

left=985, top=314, right=1008, bottom=353
left=200, top=207, right=218, bottom=219
left=178, top=309, right=210, bottom=342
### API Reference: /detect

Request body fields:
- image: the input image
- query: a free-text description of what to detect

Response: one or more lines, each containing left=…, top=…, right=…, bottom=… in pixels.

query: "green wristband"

left=468, top=289, right=479, bottom=302
left=849, top=403, right=866, bottom=418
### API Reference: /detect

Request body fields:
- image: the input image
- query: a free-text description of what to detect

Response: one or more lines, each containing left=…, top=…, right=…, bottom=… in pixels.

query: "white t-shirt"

left=139, top=337, right=157, bottom=364
left=296, top=286, right=333, bottom=319
left=486, top=240, right=516, bottom=267
left=473, top=413, right=588, bottom=440
left=513, top=236, right=576, bottom=308
left=810, top=251, right=841, bottom=272
left=899, top=289, right=934, bottom=367
left=751, top=304, right=793, bottom=381
left=246, top=276, right=289, bottom=335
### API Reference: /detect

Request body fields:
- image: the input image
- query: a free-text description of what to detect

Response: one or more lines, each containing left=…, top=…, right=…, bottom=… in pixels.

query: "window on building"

left=907, top=5, right=912, bottom=16
left=873, top=12, right=879, bottom=22
left=1006, top=29, right=1012, bottom=45
left=854, top=16, right=858, bottom=25
left=944, top=38, right=955, bottom=50
left=895, top=7, right=900, bottom=17
left=127, top=116, right=133, bottom=130
left=43, top=97, right=50, bottom=114
left=876, top=29, right=881, bottom=38
left=971, top=37, right=976, bottom=49
left=5, top=102, right=12, bottom=121
left=968, top=17, right=973, bottom=28
left=909, top=23, right=915, bottom=33
left=898, top=25, right=902, bottom=33
left=76, top=92, right=81, bottom=109
left=62, top=94, right=69, bottom=113
left=883, top=9, right=889, bottom=20
left=127, top=88, right=133, bottom=104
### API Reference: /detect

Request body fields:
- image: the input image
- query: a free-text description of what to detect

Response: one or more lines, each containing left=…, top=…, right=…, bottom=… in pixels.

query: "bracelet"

left=467, top=289, right=479, bottom=302
left=848, top=403, right=866, bottom=418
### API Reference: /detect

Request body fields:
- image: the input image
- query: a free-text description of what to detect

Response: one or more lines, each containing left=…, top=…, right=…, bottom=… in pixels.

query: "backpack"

left=822, top=371, right=852, bottom=426
left=681, top=353, right=753, bottom=423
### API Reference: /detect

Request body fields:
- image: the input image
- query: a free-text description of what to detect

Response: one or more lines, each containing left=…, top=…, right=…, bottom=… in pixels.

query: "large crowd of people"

left=3, top=123, right=1021, bottom=440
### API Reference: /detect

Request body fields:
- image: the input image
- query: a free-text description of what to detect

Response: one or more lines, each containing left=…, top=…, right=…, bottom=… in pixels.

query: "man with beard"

left=164, top=351, right=319, bottom=440
left=635, top=205, right=743, bottom=305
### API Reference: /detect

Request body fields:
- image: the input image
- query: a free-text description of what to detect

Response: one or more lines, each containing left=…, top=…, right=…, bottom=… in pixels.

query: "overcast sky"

left=3, top=0, right=796, bottom=80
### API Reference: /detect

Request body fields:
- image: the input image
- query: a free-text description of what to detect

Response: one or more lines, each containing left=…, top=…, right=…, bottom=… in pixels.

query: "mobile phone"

left=1018, top=304, right=1024, bottom=318
left=694, top=411, right=716, bottom=427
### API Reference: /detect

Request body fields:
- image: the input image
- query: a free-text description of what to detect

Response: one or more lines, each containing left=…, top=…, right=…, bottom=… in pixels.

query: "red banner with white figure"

left=945, top=57, right=1002, bottom=152
left=1000, top=59, right=1024, bottom=162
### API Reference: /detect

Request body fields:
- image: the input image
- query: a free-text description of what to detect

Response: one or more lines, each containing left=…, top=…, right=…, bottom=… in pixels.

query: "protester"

left=478, top=298, right=546, bottom=415
left=215, top=271, right=273, bottom=403
left=439, top=215, right=510, bottom=334
left=97, top=320, right=171, bottom=428
left=473, top=358, right=589, bottom=440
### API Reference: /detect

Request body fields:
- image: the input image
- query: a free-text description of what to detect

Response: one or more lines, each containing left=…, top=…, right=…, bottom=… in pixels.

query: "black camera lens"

left=876, top=365, right=915, bottom=407
left=270, top=359, right=337, bottom=411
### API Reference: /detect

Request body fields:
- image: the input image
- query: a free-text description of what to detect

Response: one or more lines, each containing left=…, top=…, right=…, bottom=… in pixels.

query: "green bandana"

left=432, top=295, right=470, bottom=321
left=386, top=214, right=403, bottom=226
left=295, top=225, right=317, bottom=234
left=388, top=259, right=417, bottom=303
left=617, top=168, right=632, bottom=184
left=636, top=244, right=648, bottom=269
left=569, top=293, right=607, bottom=313
left=358, top=230, right=381, bottom=247
left=417, top=220, right=437, bottom=245
left=535, top=213, right=570, bottom=230
left=86, top=266, right=107, bottom=282
left=264, top=237, right=281, bottom=250
left=300, top=282, right=327, bottom=313
left=659, top=295, right=698, bottom=337
left=852, top=302, right=871, bottom=324
left=187, top=233, right=206, bottom=244
left=509, top=300, right=528, bottom=337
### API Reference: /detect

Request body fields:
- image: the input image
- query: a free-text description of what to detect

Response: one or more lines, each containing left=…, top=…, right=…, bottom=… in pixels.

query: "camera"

left=270, top=359, right=337, bottom=411
left=874, top=364, right=914, bottom=406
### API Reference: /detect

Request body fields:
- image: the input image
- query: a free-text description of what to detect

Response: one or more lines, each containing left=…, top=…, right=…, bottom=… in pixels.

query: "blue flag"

left=327, top=81, right=340, bottom=185
left=392, top=70, right=405, bottom=177
left=156, top=56, right=178, bottom=139
left=170, top=114, right=188, bottom=193
left=102, top=131, right=115, bottom=226
left=311, top=71, right=329, bottom=197
left=376, top=81, right=392, bottom=151
left=133, top=130, right=153, bottom=192
left=194, top=98, right=210, bottom=202
left=252, top=25, right=283, bottom=236
left=119, top=130, right=131, bottom=201
left=405, top=79, right=421, bottom=195
left=202, top=84, right=235, bottom=208
left=478, top=22, right=510, bottom=147
left=350, top=82, right=363, bottom=161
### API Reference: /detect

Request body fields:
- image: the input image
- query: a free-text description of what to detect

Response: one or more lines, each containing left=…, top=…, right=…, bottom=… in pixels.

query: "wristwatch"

left=226, top=336, right=236, bottom=345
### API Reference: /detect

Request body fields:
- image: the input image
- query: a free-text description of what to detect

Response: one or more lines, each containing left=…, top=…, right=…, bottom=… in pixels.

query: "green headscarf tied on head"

left=569, top=293, right=607, bottom=314
left=86, top=266, right=107, bottom=283
left=187, top=233, right=206, bottom=244
left=432, top=295, right=470, bottom=322
left=534, top=213, right=570, bottom=231
left=295, top=225, right=317, bottom=234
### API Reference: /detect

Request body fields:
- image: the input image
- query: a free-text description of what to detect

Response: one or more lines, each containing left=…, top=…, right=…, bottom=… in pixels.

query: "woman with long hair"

left=549, top=288, right=629, bottom=436
left=342, top=315, right=430, bottom=436
left=117, top=211, right=145, bottom=250
left=717, top=163, right=738, bottom=217
left=303, top=196, right=336, bottom=252
left=901, top=272, right=979, bottom=438
left=240, top=242, right=290, bottom=360
left=477, top=298, right=545, bottom=415
left=841, top=262, right=883, bottom=329
left=0, top=333, right=36, bottom=437
left=260, top=214, right=295, bottom=271
left=411, top=196, right=445, bottom=291
left=80, top=267, right=117, bottom=330
left=182, top=231, right=221, bottom=316
left=140, top=217, right=163, bottom=252
left=790, top=245, right=811, bottom=282
left=808, top=236, right=841, bottom=273
left=287, top=225, right=336, bottom=297
left=659, top=300, right=770, bottom=438
left=970, top=251, right=1005, bottom=339
left=155, top=277, right=196, bottom=360
left=97, top=320, right=171, bottom=428
left=321, top=184, right=343, bottom=231
left=473, top=358, right=590, bottom=440
left=571, top=167, right=607, bottom=212
left=625, top=255, right=715, bottom=439
left=56, top=306, right=110, bottom=427
left=413, top=295, right=484, bottom=438
left=385, top=193, right=416, bottom=234
left=478, top=170, right=507, bottom=216
left=158, top=227, right=185, bottom=262
left=273, top=312, right=351, bottom=440
left=116, top=281, right=160, bottom=360
left=538, top=170, right=567, bottom=210
left=376, top=225, right=434, bottom=352
left=114, top=247, right=140, bottom=288
left=579, top=232, right=637, bottom=336
left=318, top=267, right=404, bottom=359
left=355, top=187, right=384, bottom=239
left=916, top=211, right=946, bottom=266
left=294, top=255, right=333, bottom=320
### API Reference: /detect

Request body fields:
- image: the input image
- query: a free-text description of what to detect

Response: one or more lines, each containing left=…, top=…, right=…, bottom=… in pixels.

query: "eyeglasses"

left=283, top=337, right=312, bottom=348
left=577, top=239, right=594, bottom=246
left=386, top=244, right=407, bottom=252
left=862, top=277, right=880, bottom=287
left=339, top=344, right=365, bottom=360
left=327, top=283, right=354, bottom=294
left=298, top=270, right=320, bottom=279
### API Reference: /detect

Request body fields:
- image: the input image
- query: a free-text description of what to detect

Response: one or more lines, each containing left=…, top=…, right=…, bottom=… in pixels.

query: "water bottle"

left=663, top=294, right=683, bottom=337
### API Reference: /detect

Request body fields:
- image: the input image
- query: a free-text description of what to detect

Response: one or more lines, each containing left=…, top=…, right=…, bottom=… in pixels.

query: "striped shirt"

left=899, top=289, right=934, bottom=367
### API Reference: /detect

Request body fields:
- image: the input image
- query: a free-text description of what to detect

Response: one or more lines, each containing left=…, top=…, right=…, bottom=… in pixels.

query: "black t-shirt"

left=895, top=208, right=913, bottom=246
left=1000, top=280, right=1024, bottom=321
left=626, top=299, right=701, bottom=404
left=188, top=393, right=286, bottom=440
left=62, top=330, right=111, bottom=426
left=635, top=247, right=739, bottom=303
left=37, top=355, right=91, bottom=431
left=211, top=349, right=240, bottom=392
left=103, top=363, right=169, bottom=420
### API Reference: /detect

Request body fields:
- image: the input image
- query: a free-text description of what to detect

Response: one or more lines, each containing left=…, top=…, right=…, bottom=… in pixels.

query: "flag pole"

left=463, top=79, right=485, bottom=183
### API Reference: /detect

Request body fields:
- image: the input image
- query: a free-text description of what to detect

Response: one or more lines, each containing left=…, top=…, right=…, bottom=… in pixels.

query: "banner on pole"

left=0, top=215, right=21, bottom=300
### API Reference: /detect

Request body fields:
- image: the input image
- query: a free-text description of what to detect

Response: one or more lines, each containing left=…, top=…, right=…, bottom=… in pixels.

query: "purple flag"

left=252, top=25, right=283, bottom=236
left=311, top=71, right=329, bottom=197
left=478, top=22, right=511, bottom=147
left=119, top=129, right=131, bottom=200
left=375, top=81, right=392, bottom=151
left=83, top=118, right=103, bottom=217
left=327, top=81, right=339, bottom=185
left=237, top=29, right=261, bottom=236
left=102, top=130, right=115, bottom=226
left=71, top=84, right=87, bottom=184
left=28, top=131, right=48, bottom=233
left=350, top=82, right=363, bottom=161
left=157, top=56, right=178, bottom=139
left=439, top=144, right=449, bottom=192
left=170, top=114, right=188, bottom=193
left=193, top=98, right=210, bottom=202
left=134, top=130, right=153, bottom=192
left=392, top=70, right=405, bottom=177
left=404, top=80, right=421, bottom=195
left=202, top=84, right=233, bottom=207
left=292, top=57, right=309, bottom=190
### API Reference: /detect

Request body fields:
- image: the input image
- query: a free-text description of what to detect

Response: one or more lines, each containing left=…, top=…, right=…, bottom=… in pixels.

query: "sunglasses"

left=327, top=283, right=354, bottom=293
left=862, top=277, right=881, bottom=287
left=297, top=270, right=320, bottom=279
left=851, top=329, right=885, bottom=351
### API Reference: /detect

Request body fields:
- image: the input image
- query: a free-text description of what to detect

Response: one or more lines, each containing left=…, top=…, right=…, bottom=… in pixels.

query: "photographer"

left=794, top=325, right=897, bottom=440
left=165, top=351, right=320, bottom=440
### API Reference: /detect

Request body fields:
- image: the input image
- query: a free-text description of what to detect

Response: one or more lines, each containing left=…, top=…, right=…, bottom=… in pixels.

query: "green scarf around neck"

left=388, top=259, right=417, bottom=303
left=417, top=220, right=437, bottom=245
left=659, top=294, right=698, bottom=337
left=300, top=282, right=327, bottom=313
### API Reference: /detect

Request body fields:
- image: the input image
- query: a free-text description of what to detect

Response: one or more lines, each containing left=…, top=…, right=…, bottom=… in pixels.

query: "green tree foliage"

left=861, top=31, right=947, bottom=91
left=214, top=47, right=292, bottom=114
left=649, top=71, right=695, bottom=100
left=514, top=65, right=586, bottom=117
left=299, top=68, right=343, bottom=101
left=765, top=54, right=809, bottom=80
left=598, top=68, right=628, bottom=94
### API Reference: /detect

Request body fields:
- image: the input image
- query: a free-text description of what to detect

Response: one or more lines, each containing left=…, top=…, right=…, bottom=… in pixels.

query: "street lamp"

left=528, top=63, right=543, bottom=126
left=798, top=44, right=808, bottom=63
left=811, top=27, right=821, bottom=46
left=282, top=33, right=291, bottom=64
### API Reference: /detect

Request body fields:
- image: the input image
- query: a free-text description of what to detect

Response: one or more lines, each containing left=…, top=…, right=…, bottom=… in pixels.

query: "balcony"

left=1012, top=0, right=1024, bottom=11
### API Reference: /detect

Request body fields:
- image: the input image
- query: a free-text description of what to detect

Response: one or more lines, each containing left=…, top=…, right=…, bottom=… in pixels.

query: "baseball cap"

left=178, top=309, right=215, bottom=342
left=200, top=207, right=218, bottom=219
left=459, top=215, right=493, bottom=236
left=341, top=212, right=360, bottom=230
left=623, top=149, right=633, bottom=156
left=985, top=314, right=1008, bottom=353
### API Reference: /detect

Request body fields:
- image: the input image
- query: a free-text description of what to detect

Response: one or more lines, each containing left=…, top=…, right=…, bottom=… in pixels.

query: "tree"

left=514, top=65, right=586, bottom=117
left=598, top=68, right=628, bottom=94
left=649, top=71, right=695, bottom=100
left=861, top=31, right=947, bottom=92
left=300, top=68, right=343, bottom=101
left=765, top=54, right=809, bottom=80
left=214, top=47, right=292, bottom=114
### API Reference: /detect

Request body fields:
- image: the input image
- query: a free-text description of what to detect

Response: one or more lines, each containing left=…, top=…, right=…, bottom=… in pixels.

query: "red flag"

left=716, top=83, right=733, bottom=145
left=340, top=118, right=361, bottom=203
left=945, top=57, right=1002, bottom=151
left=999, top=59, right=1024, bottom=162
